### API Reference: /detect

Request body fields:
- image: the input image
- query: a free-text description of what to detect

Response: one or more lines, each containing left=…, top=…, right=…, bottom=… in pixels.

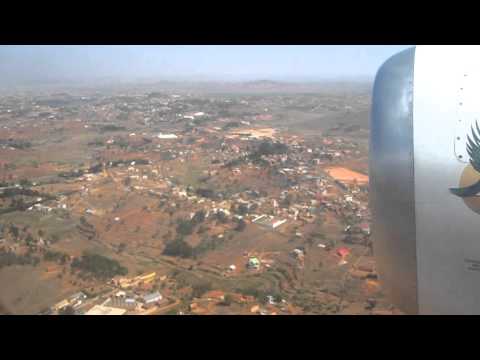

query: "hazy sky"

left=0, top=45, right=413, bottom=84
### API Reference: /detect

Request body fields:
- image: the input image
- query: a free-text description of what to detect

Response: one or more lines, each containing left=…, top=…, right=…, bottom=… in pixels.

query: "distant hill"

left=240, top=80, right=289, bottom=89
left=0, top=78, right=373, bottom=96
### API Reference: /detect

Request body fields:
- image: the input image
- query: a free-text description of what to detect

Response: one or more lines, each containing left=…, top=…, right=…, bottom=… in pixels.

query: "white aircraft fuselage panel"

left=371, top=45, right=480, bottom=314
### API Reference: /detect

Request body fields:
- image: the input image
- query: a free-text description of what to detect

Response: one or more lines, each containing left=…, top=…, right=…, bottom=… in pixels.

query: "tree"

left=19, top=178, right=31, bottom=187
left=118, top=243, right=127, bottom=253
left=123, top=177, right=132, bottom=186
left=25, top=234, right=35, bottom=246
left=191, top=210, right=206, bottom=225
left=59, top=306, right=75, bottom=315
left=236, top=204, right=249, bottom=216
left=176, top=219, right=195, bottom=236
left=235, top=219, right=246, bottom=232
left=9, top=224, right=19, bottom=240
left=221, top=294, right=234, bottom=306
left=216, top=211, right=228, bottom=224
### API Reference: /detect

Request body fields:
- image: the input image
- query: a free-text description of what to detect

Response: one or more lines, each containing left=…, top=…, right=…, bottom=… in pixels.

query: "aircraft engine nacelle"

left=371, top=45, right=480, bottom=314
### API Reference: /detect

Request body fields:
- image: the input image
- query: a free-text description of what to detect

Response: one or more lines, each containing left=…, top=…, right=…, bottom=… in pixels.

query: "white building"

left=252, top=215, right=287, bottom=230
left=157, top=133, right=178, bottom=139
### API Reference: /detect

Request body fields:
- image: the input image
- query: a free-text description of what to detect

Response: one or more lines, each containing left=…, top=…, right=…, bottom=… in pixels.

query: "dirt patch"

left=324, top=166, right=368, bottom=184
left=226, top=127, right=277, bottom=139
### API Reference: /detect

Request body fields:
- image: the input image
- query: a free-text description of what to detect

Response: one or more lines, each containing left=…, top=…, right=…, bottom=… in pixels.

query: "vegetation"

left=236, top=285, right=270, bottom=304
left=100, top=125, right=126, bottom=132
left=0, top=249, right=40, bottom=268
left=191, top=281, right=212, bottom=298
left=191, top=210, right=206, bottom=224
left=19, top=178, right=32, bottom=187
left=220, top=294, right=234, bottom=306
left=253, top=141, right=288, bottom=157
left=58, top=306, right=76, bottom=315
left=193, top=236, right=223, bottom=256
left=195, top=188, right=216, bottom=199
left=49, top=234, right=60, bottom=244
left=235, top=204, right=249, bottom=216
left=215, top=211, right=228, bottom=224
left=162, top=238, right=194, bottom=258
left=222, top=121, right=241, bottom=130
left=176, top=219, right=195, bottom=236
left=0, top=139, right=32, bottom=150
left=235, top=219, right=246, bottom=232
left=88, top=138, right=104, bottom=147
left=71, top=253, right=127, bottom=280
left=43, top=250, right=69, bottom=264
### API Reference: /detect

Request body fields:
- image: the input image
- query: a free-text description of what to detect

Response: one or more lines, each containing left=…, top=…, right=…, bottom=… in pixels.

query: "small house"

left=247, top=257, right=260, bottom=270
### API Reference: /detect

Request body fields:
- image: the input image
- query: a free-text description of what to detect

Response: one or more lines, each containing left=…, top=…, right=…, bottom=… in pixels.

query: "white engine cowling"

left=371, top=45, right=480, bottom=314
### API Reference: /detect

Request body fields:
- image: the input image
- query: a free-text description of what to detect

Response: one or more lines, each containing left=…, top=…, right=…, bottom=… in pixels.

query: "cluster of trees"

left=191, top=281, right=212, bottom=298
left=71, top=253, right=127, bottom=280
left=162, top=237, right=194, bottom=258
left=87, top=138, right=104, bottom=147
left=164, top=209, right=235, bottom=258
left=0, top=188, right=49, bottom=199
left=43, top=250, right=69, bottom=264
left=220, top=294, right=234, bottom=306
left=236, top=285, right=282, bottom=305
left=222, top=121, right=242, bottom=130
left=234, top=219, right=246, bottom=232
left=164, top=231, right=229, bottom=259
left=176, top=210, right=206, bottom=236
left=176, top=219, right=195, bottom=236
left=223, top=141, right=289, bottom=169
left=195, top=188, right=216, bottom=199
left=224, top=157, right=245, bottom=168
left=251, top=141, right=288, bottom=158
left=215, top=211, right=228, bottom=224
left=193, top=235, right=223, bottom=256
left=0, top=139, right=32, bottom=150
left=233, top=204, right=249, bottom=216
left=0, top=249, right=40, bottom=269
left=58, top=306, right=76, bottom=315
left=99, top=125, right=126, bottom=133
left=77, top=217, right=97, bottom=240
left=160, top=151, right=175, bottom=161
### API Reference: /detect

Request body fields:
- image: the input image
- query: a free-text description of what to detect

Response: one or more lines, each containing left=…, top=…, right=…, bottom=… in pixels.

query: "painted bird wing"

left=466, top=121, right=480, bottom=173
left=450, top=179, right=480, bottom=197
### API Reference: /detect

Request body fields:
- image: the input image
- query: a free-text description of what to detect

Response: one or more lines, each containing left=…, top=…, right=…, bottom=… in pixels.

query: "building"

left=136, top=272, right=156, bottom=284
left=142, top=291, right=163, bottom=307
left=115, top=272, right=156, bottom=289
left=52, top=299, right=70, bottom=312
left=68, top=292, right=87, bottom=303
left=109, top=296, right=137, bottom=310
left=85, top=305, right=127, bottom=315
left=247, top=257, right=260, bottom=270
left=157, top=133, right=178, bottom=139
left=252, top=215, right=287, bottom=230
left=358, top=222, right=371, bottom=235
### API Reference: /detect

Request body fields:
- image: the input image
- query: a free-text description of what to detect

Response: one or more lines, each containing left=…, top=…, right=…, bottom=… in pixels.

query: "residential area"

left=0, top=82, right=400, bottom=315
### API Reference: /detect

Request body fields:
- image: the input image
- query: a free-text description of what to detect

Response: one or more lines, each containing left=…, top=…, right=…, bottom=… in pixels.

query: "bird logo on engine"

left=450, top=121, right=480, bottom=213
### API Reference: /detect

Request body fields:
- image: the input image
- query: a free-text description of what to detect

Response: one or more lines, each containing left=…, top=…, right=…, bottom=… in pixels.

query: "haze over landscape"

left=0, top=45, right=412, bottom=86
left=0, top=45, right=411, bottom=315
